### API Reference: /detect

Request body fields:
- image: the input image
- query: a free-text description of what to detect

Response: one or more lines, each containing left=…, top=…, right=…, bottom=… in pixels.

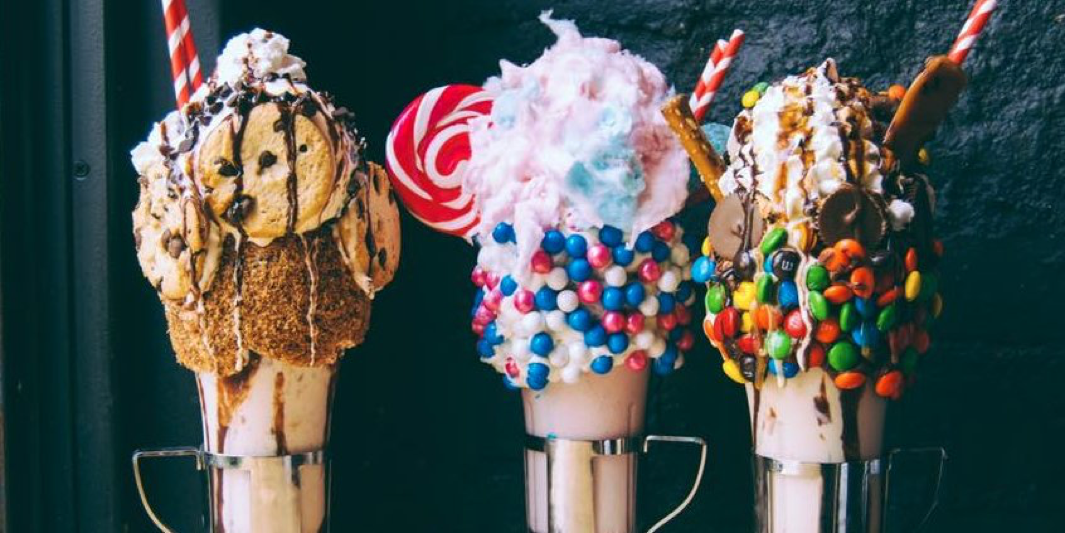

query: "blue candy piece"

left=635, top=231, right=655, bottom=253
left=607, top=333, right=629, bottom=354
left=471, top=289, right=485, bottom=316
left=584, top=325, right=607, bottom=347
left=502, top=375, right=521, bottom=391
left=691, top=256, right=716, bottom=284
left=676, top=281, right=694, bottom=303
left=567, top=258, right=592, bottom=282
left=658, top=293, right=676, bottom=314
left=612, top=246, right=635, bottom=266
left=855, top=297, right=877, bottom=318
left=565, top=234, right=588, bottom=257
left=526, top=375, right=548, bottom=391
left=528, top=362, right=550, bottom=378
left=653, top=345, right=678, bottom=376
left=602, top=287, right=625, bottom=311
left=852, top=321, right=880, bottom=348
left=492, top=222, right=515, bottom=244
left=669, top=328, right=684, bottom=342
left=624, top=282, right=646, bottom=307
left=484, top=322, right=505, bottom=345
left=599, top=226, right=624, bottom=247
left=530, top=333, right=555, bottom=356
left=541, top=229, right=566, bottom=254
left=535, top=287, right=558, bottom=311
left=778, top=281, right=800, bottom=309
left=766, top=360, right=800, bottom=378
left=764, top=255, right=774, bottom=274
left=567, top=308, right=592, bottom=331
left=500, top=275, right=518, bottom=297
left=477, top=339, right=495, bottom=358
left=591, top=355, right=614, bottom=374
left=652, top=241, right=671, bottom=262
left=702, top=123, right=731, bottom=155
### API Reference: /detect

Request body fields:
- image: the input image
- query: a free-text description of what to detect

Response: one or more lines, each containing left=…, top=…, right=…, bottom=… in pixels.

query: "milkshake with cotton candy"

left=386, top=13, right=701, bottom=532
left=131, top=29, right=400, bottom=532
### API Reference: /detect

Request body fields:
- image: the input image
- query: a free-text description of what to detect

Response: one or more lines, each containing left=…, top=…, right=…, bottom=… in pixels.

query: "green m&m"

left=839, top=302, right=859, bottom=332
left=806, top=264, right=830, bottom=291
left=706, top=285, right=727, bottom=314
left=828, top=341, right=860, bottom=371
left=766, top=330, right=792, bottom=360
left=756, top=275, right=776, bottom=304
left=809, top=291, right=831, bottom=321
left=760, top=228, right=788, bottom=255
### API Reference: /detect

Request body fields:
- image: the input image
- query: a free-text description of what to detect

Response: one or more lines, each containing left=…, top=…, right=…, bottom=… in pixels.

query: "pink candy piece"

left=638, top=259, right=661, bottom=283
left=626, top=350, right=648, bottom=371
left=483, top=289, right=503, bottom=312
left=473, top=305, right=496, bottom=326
left=577, top=280, right=603, bottom=304
left=602, top=311, right=625, bottom=333
left=674, top=305, right=692, bottom=326
left=385, top=84, right=491, bottom=238
left=531, top=250, right=553, bottom=274
left=651, top=220, right=676, bottom=241
left=485, top=272, right=500, bottom=290
left=625, top=314, right=645, bottom=335
left=514, top=290, right=536, bottom=314
left=587, top=244, right=613, bottom=269
left=658, top=312, right=678, bottom=331
left=505, top=357, right=520, bottom=378
left=471, top=322, right=486, bottom=335
left=677, top=330, right=695, bottom=351
left=471, top=267, right=487, bottom=287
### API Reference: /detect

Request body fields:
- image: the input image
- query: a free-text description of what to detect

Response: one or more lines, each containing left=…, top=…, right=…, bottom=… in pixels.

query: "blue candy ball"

left=584, top=325, right=607, bottom=347
left=607, top=333, right=629, bottom=354
left=653, top=348, right=678, bottom=376
left=602, top=287, right=625, bottom=311
left=484, top=322, right=505, bottom=345
left=567, top=258, right=592, bottom=282
left=565, top=234, right=588, bottom=257
left=526, top=375, right=548, bottom=391
left=591, top=355, right=614, bottom=374
left=567, top=308, right=592, bottom=331
left=471, top=289, right=485, bottom=316
left=530, top=333, right=555, bottom=356
left=502, top=375, right=521, bottom=390
left=599, top=226, right=623, bottom=247
left=691, top=256, right=716, bottom=284
left=657, top=293, right=676, bottom=314
left=669, top=328, right=684, bottom=342
left=852, top=321, right=880, bottom=348
left=624, top=283, right=646, bottom=307
left=477, top=339, right=495, bottom=358
left=535, top=287, right=558, bottom=311
left=500, top=275, right=518, bottom=297
left=612, top=247, right=635, bottom=266
left=767, top=360, right=800, bottom=378
left=855, top=297, right=877, bottom=318
left=652, top=241, right=671, bottom=262
left=492, top=222, right=515, bottom=244
left=778, top=280, right=799, bottom=309
left=541, top=229, right=566, bottom=254
left=635, top=231, right=655, bottom=253
left=676, top=281, right=694, bottom=303
left=528, top=362, right=550, bottom=378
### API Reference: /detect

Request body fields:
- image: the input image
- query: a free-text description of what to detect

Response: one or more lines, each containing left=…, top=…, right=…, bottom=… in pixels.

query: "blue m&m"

left=541, top=229, right=566, bottom=254
left=691, top=256, right=716, bottom=284
left=565, top=234, right=588, bottom=257
left=599, top=226, right=623, bottom=247
left=492, top=222, right=515, bottom=244
left=591, top=355, right=614, bottom=374
left=530, top=333, right=555, bottom=356
left=778, top=280, right=799, bottom=309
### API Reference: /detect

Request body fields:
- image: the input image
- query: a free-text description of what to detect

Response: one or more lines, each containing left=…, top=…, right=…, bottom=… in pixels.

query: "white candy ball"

left=639, top=295, right=660, bottom=316
left=549, top=346, right=569, bottom=368
left=634, top=331, right=655, bottom=350
left=545, top=310, right=567, bottom=331
left=671, top=244, right=690, bottom=266
left=547, top=267, right=569, bottom=290
left=561, top=365, right=582, bottom=384
left=557, top=290, right=579, bottom=313
left=567, top=342, right=589, bottom=365
left=649, top=338, right=667, bottom=357
left=658, top=270, right=680, bottom=293
left=604, top=266, right=627, bottom=287
left=511, top=340, right=531, bottom=361
left=521, top=312, right=545, bottom=335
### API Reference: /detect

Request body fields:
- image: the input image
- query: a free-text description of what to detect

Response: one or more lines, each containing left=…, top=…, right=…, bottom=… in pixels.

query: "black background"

left=3, top=0, right=1065, bottom=532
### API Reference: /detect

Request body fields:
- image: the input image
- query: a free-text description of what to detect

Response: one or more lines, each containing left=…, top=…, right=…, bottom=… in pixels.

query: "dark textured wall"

left=113, top=1, right=1065, bottom=532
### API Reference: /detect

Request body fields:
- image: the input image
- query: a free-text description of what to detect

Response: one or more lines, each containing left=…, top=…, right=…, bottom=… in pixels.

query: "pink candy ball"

left=658, top=312, right=678, bottom=331
left=471, top=266, right=487, bottom=287
left=483, top=289, right=503, bottom=312
left=505, top=357, right=520, bottom=378
left=514, top=290, right=536, bottom=313
left=602, top=311, right=625, bottom=333
left=485, top=271, right=500, bottom=290
left=674, top=305, right=692, bottom=326
left=625, top=314, right=645, bottom=335
left=651, top=220, right=676, bottom=241
left=587, top=244, right=613, bottom=269
left=531, top=251, right=553, bottom=274
left=473, top=305, right=496, bottom=326
left=626, top=350, right=648, bottom=371
left=638, top=259, right=661, bottom=283
left=577, top=280, right=603, bottom=304
left=677, top=330, right=695, bottom=351
left=471, top=322, right=486, bottom=335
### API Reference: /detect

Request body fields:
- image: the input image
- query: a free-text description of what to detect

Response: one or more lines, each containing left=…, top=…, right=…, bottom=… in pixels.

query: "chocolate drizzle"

left=278, top=103, right=301, bottom=234
left=839, top=387, right=862, bottom=460
left=272, top=371, right=288, bottom=454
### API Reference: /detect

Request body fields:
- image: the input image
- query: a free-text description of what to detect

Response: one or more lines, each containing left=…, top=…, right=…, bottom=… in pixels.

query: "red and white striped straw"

left=691, top=29, right=745, bottom=123
left=689, top=39, right=727, bottom=112
left=161, top=0, right=203, bottom=108
left=947, top=0, right=997, bottom=65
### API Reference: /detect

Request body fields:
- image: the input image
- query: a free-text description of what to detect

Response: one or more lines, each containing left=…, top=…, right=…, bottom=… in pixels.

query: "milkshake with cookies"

left=131, top=29, right=399, bottom=532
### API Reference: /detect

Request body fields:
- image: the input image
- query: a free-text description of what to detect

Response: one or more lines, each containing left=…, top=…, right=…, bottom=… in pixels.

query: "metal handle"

left=132, top=447, right=205, bottom=533
left=884, top=446, right=948, bottom=533
left=643, top=435, right=708, bottom=533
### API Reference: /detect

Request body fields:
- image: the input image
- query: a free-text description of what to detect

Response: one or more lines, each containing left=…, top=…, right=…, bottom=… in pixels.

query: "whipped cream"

left=215, top=29, right=307, bottom=88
